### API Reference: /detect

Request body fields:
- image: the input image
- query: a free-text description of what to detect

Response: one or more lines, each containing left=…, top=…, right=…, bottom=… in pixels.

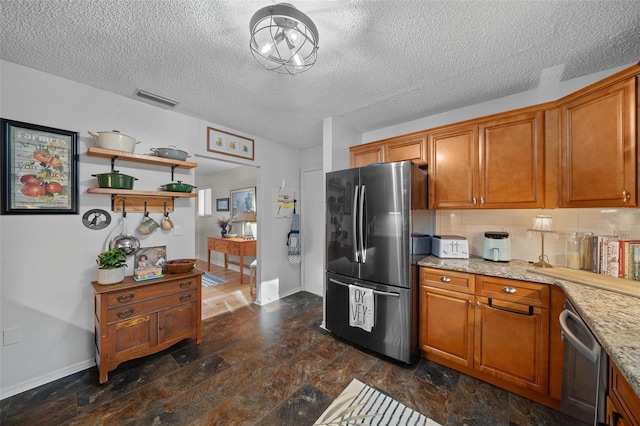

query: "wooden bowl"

left=165, top=258, right=196, bottom=274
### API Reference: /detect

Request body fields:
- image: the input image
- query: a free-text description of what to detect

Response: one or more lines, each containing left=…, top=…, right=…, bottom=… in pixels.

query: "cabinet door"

left=609, top=361, right=640, bottom=426
left=478, top=111, right=545, bottom=208
left=350, top=143, right=384, bottom=168
left=384, top=133, right=428, bottom=165
left=159, top=300, right=198, bottom=344
left=560, top=77, right=637, bottom=207
left=474, top=296, right=549, bottom=394
left=108, top=313, right=157, bottom=363
left=428, top=124, right=478, bottom=209
left=419, top=285, right=474, bottom=368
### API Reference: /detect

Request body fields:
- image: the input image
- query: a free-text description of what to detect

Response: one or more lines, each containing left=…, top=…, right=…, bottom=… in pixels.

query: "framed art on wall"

left=216, top=197, right=229, bottom=211
left=1, top=119, right=79, bottom=215
left=207, top=126, right=254, bottom=161
left=230, top=187, right=256, bottom=222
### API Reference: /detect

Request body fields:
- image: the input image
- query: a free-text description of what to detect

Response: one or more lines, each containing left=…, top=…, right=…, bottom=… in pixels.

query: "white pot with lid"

left=88, top=131, right=141, bottom=153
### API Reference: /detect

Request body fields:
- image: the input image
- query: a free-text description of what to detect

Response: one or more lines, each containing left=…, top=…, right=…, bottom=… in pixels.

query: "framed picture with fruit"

left=1, top=119, right=78, bottom=215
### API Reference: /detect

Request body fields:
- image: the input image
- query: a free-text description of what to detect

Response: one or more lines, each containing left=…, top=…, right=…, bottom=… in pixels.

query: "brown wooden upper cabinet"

left=429, top=111, right=545, bottom=209
left=350, top=132, right=428, bottom=168
left=559, top=76, right=637, bottom=207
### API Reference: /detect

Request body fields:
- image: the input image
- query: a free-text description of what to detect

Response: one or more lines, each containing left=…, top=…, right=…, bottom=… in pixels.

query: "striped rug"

left=314, top=379, right=440, bottom=426
left=202, top=272, right=227, bottom=287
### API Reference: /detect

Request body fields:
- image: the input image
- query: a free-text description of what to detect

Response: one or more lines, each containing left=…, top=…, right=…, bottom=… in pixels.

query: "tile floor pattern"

left=1, top=292, right=588, bottom=425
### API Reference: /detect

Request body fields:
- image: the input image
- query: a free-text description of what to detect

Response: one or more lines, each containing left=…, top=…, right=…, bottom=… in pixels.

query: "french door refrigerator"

left=325, top=161, right=428, bottom=363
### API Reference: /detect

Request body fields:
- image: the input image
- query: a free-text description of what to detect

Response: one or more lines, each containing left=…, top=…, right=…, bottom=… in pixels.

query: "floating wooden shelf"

left=86, top=147, right=198, bottom=169
left=86, top=147, right=198, bottom=212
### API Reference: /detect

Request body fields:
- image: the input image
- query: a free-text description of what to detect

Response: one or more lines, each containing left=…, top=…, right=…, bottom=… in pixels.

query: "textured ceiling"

left=1, top=0, right=640, bottom=154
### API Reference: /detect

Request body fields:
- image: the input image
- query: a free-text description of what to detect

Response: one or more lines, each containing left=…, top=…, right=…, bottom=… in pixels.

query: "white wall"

left=0, top=60, right=301, bottom=398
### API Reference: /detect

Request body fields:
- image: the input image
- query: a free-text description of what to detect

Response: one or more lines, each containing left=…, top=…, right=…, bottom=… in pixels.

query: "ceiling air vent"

left=135, top=89, right=179, bottom=108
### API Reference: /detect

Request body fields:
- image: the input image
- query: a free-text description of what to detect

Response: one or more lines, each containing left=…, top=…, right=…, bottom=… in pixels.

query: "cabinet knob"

left=179, top=294, right=192, bottom=302
left=623, top=190, right=630, bottom=202
left=472, top=197, right=477, bottom=205
left=117, top=293, right=134, bottom=303
left=476, top=301, right=482, bottom=309
left=440, top=276, right=451, bottom=283
left=468, top=300, right=472, bottom=308
left=117, top=308, right=134, bottom=318
left=179, top=281, right=192, bottom=288
left=502, top=286, right=517, bottom=294
left=480, top=197, right=485, bottom=206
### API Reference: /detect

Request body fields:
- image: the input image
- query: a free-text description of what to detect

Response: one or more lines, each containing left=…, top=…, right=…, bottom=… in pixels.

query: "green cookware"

left=160, top=181, right=196, bottom=193
left=92, top=171, right=137, bottom=189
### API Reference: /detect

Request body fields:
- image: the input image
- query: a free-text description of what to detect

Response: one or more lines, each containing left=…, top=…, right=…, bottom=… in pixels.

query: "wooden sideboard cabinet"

left=207, top=236, right=257, bottom=283
left=92, top=271, right=202, bottom=383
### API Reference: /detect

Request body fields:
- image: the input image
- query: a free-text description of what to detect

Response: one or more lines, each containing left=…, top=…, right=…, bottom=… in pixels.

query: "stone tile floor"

left=0, top=292, right=587, bottom=425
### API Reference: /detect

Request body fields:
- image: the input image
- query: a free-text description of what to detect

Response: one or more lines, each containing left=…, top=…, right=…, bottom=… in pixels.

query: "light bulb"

left=259, top=42, right=274, bottom=55
left=292, top=53, right=303, bottom=67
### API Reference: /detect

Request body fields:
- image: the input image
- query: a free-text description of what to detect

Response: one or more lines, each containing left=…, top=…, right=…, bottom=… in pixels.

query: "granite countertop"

left=417, top=255, right=640, bottom=399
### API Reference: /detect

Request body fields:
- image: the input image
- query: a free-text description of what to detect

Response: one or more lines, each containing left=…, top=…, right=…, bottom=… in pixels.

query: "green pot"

left=92, top=171, right=137, bottom=189
left=160, top=181, right=196, bottom=193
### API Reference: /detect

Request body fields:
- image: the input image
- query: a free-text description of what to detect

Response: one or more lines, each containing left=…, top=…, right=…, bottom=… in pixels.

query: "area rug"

left=313, top=379, right=440, bottom=426
left=201, top=272, right=227, bottom=287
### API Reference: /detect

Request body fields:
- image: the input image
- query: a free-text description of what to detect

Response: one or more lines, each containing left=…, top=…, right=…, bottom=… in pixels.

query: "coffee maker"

left=483, top=231, right=511, bottom=262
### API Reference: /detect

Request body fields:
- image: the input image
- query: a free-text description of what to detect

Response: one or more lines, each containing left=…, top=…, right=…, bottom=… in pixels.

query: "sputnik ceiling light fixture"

left=249, top=3, right=319, bottom=75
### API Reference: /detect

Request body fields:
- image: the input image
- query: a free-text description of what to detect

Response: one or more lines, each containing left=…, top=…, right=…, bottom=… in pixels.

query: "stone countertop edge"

left=417, top=255, right=640, bottom=399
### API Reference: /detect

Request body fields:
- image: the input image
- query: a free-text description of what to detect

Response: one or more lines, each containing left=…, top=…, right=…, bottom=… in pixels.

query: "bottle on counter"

left=581, top=232, right=593, bottom=270
left=566, top=231, right=580, bottom=269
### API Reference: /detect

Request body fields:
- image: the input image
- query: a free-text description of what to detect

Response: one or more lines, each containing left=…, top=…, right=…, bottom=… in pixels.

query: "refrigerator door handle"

left=352, top=185, right=360, bottom=262
left=329, top=277, right=400, bottom=298
left=359, top=185, right=367, bottom=263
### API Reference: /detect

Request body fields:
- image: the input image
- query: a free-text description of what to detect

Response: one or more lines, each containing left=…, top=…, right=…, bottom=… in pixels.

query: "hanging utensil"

left=161, top=202, right=174, bottom=230
left=109, top=201, right=140, bottom=255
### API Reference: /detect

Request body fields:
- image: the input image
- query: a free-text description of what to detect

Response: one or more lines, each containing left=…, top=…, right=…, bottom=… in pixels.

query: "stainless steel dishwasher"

left=559, top=300, right=608, bottom=425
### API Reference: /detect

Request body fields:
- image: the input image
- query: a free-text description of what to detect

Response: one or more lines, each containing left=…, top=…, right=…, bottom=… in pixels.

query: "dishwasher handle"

left=559, top=309, right=600, bottom=364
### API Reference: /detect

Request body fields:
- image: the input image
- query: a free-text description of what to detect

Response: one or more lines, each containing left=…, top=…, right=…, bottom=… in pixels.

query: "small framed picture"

left=216, top=197, right=229, bottom=211
left=1, top=119, right=79, bottom=215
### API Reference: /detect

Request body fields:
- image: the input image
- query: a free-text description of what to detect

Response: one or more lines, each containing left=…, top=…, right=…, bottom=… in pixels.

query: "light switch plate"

left=3, top=327, right=20, bottom=346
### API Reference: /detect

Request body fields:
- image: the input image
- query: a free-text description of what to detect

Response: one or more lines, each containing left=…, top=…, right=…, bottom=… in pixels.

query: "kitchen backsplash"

left=433, top=208, right=640, bottom=268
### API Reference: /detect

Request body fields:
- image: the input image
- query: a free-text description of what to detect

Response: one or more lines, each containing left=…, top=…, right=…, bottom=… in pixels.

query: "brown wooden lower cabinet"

left=92, top=271, right=203, bottom=383
left=608, top=361, right=640, bottom=425
left=419, top=267, right=561, bottom=409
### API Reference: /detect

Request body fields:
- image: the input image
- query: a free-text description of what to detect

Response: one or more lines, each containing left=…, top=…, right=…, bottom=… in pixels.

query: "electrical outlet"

left=3, top=327, right=20, bottom=346
left=174, top=225, right=182, bottom=236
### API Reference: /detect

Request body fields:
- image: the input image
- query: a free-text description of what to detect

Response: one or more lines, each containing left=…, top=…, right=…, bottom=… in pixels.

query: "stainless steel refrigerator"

left=325, top=161, right=431, bottom=363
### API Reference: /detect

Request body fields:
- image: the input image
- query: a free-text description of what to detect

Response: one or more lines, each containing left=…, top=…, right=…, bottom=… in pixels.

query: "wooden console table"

left=207, top=236, right=257, bottom=283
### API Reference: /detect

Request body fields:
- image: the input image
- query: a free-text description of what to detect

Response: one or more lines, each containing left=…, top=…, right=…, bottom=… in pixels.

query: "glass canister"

left=566, top=231, right=580, bottom=269
left=581, top=232, right=593, bottom=270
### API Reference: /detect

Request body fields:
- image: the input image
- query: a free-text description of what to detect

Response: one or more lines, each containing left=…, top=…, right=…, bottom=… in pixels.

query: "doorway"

left=194, top=156, right=258, bottom=319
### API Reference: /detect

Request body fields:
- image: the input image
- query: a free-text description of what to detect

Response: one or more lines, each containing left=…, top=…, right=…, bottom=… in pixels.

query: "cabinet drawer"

left=610, top=361, right=640, bottom=425
left=107, top=289, right=197, bottom=323
left=214, top=240, right=230, bottom=252
left=107, top=278, right=197, bottom=308
left=207, top=238, right=216, bottom=250
left=420, top=267, right=475, bottom=294
left=228, top=243, right=240, bottom=255
left=476, top=275, right=549, bottom=308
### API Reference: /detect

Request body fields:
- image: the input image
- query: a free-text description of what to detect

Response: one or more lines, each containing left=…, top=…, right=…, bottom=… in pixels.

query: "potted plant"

left=96, top=248, right=127, bottom=285
left=216, top=217, right=230, bottom=236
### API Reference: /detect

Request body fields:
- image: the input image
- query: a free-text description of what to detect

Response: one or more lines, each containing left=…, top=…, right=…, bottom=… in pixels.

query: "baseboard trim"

left=1, top=359, right=95, bottom=400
